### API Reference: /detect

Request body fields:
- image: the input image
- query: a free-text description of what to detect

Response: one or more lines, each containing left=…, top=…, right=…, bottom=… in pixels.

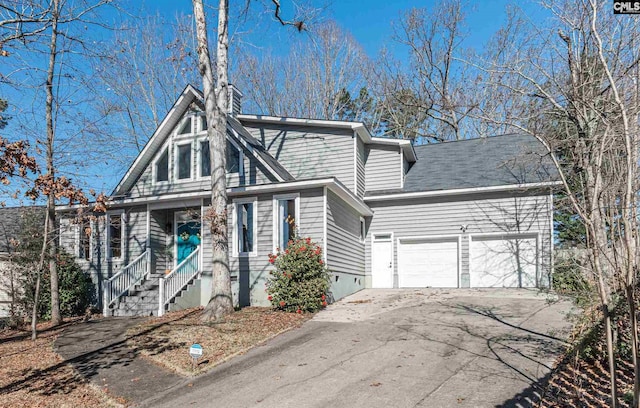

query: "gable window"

left=200, top=115, right=207, bottom=131
left=200, top=140, right=242, bottom=177
left=176, top=143, right=192, bottom=180
left=178, top=117, right=192, bottom=135
left=78, top=219, right=92, bottom=260
left=107, top=212, right=124, bottom=259
left=233, top=198, right=257, bottom=256
left=273, top=194, right=299, bottom=251
left=155, top=148, right=169, bottom=182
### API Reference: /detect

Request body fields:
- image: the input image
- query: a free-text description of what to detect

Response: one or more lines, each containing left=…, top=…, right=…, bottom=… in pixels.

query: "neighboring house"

left=56, top=85, right=560, bottom=317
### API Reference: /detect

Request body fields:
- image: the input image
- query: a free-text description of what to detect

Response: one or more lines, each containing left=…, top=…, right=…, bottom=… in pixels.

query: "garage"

left=470, top=234, right=538, bottom=288
left=397, top=237, right=459, bottom=287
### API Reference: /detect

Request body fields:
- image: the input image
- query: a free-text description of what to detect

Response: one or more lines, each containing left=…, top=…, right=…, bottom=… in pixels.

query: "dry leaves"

left=0, top=320, right=112, bottom=408
left=126, top=307, right=310, bottom=376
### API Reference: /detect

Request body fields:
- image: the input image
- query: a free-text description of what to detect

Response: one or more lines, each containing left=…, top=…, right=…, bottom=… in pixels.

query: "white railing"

left=158, top=247, right=200, bottom=316
left=103, top=249, right=151, bottom=316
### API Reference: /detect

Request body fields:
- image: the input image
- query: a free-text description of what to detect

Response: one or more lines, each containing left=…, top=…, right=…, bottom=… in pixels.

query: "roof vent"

left=228, top=84, right=242, bottom=116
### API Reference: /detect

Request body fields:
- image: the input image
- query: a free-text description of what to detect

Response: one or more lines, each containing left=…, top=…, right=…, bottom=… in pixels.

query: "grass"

left=0, top=318, right=115, bottom=408
left=126, top=306, right=311, bottom=376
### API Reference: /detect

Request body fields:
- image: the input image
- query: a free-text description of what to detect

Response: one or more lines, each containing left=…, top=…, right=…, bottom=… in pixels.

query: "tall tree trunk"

left=32, top=210, right=50, bottom=340
left=193, top=0, right=233, bottom=321
left=46, top=0, right=61, bottom=327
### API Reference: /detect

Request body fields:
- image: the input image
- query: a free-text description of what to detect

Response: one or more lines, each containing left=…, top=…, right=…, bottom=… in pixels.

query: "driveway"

left=142, top=289, right=575, bottom=408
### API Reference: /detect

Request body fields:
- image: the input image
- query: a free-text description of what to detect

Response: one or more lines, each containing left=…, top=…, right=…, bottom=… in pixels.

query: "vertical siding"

left=365, top=144, right=401, bottom=191
left=326, top=190, right=365, bottom=300
left=356, top=137, right=365, bottom=198
left=243, top=124, right=355, bottom=192
left=364, top=191, right=552, bottom=288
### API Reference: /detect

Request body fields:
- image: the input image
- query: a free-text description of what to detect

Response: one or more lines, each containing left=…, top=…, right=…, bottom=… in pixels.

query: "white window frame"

left=174, top=140, right=194, bottom=181
left=76, top=218, right=94, bottom=261
left=232, top=197, right=258, bottom=257
left=106, top=210, right=125, bottom=261
left=359, top=216, right=366, bottom=243
left=272, top=193, right=300, bottom=252
left=152, top=143, right=171, bottom=185
left=175, top=115, right=194, bottom=136
left=196, top=137, right=245, bottom=179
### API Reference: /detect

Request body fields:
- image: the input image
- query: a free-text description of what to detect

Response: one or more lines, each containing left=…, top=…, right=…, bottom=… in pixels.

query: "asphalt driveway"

left=142, top=289, right=574, bottom=408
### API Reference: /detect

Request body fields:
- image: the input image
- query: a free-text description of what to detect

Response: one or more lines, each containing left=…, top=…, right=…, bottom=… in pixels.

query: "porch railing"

left=103, top=249, right=151, bottom=316
left=158, top=247, right=200, bottom=316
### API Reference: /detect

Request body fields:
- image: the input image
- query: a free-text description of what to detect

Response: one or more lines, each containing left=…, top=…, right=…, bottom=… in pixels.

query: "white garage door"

left=470, top=235, right=538, bottom=288
left=398, top=238, right=459, bottom=287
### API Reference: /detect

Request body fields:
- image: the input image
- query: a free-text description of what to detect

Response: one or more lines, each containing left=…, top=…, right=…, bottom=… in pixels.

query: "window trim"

left=152, top=143, right=171, bottom=185
left=106, top=211, right=125, bottom=261
left=174, top=140, right=194, bottom=181
left=232, top=196, right=258, bottom=257
left=272, top=193, right=300, bottom=252
left=359, top=216, right=366, bottom=243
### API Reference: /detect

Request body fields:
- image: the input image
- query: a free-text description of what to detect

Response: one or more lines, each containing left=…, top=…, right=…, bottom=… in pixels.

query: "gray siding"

left=326, top=190, right=365, bottom=300
left=364, top=191, right=553, bottom=288
left=365, top=144, right=401, bottom=191
left=243, top=123, right=356, bottom=192
left=356, top=137, right=365, bottom=198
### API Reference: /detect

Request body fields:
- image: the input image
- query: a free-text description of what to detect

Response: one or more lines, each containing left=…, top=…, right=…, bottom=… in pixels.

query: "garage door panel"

left=398, top=239, right=458, bottom=288
left=471, top=237, right=537, bottom=288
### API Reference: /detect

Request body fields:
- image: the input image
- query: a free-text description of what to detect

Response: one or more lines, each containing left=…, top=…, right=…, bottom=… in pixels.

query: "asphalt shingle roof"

left=370, top=134, right=558, bottom=196
left=0, top=206, right=44, bottom=254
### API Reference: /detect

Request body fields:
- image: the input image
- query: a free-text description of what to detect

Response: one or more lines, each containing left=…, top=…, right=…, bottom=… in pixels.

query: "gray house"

left=57, top=85, right=559, bottom=317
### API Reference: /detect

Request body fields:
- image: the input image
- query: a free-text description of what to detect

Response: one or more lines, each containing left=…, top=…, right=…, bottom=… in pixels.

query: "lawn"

left=126, top=306, right=311, bottom=376
left=0, top=319, right=114, bottom=408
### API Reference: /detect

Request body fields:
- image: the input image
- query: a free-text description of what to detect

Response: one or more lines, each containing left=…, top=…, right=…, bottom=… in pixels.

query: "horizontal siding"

left=365, top=144, right=401, bottom=191
left=356, top=137, right=365, bottom=198
left=365, top=191, right=552, bottom=288
left=244, top=124, right=355, bottom=192
left=326, top=189, right=365, bottom=300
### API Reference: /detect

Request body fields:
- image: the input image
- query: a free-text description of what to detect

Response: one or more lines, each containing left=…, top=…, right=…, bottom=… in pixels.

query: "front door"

left=372, top=233, right=394, bottom=288
left=175, top=211, right=201, bottom=265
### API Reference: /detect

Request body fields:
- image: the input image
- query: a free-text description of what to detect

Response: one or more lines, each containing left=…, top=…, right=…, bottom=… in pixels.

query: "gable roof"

left=112, top=86, right=292, bottom=196
left=367, top=134, right=560, bottom=197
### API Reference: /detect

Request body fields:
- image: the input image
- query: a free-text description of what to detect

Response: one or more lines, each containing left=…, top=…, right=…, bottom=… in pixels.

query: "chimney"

left=228, top=84, right=242, bottom=115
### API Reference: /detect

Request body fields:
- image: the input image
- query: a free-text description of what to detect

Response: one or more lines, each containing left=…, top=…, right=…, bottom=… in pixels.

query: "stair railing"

left=158, top=247, right=200, bottom=316
left=103, top=249, right=151, bottom=316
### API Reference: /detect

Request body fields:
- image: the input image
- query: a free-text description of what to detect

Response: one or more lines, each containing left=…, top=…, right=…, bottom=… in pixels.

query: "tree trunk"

left=193, top=0, right=233, bottom=321
left=32, top=210, right=50, bottom=341
left=46, top=0, right=61, bottom=327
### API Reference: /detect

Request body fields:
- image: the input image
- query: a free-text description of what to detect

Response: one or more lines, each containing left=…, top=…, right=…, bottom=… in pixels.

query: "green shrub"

left=552, top=255, right=594, bottom=307
left=27, top=249, right=96, bottom=320
left=265, top=237, right=331, bottom=313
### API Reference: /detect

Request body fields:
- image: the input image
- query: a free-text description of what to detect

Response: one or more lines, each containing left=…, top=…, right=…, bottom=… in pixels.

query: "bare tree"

left=481, top=1, right=640, bottom=405
left=374, top=1, right=479, bottom=141
left=236, top=20, right=372, bottom=122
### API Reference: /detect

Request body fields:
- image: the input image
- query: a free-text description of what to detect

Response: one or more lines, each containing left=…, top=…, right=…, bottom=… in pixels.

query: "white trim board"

left=364, top=181, right=563, bottom=202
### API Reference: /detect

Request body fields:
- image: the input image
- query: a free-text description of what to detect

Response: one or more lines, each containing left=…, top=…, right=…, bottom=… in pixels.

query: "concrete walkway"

left=55, top=317, right=182, bottom=405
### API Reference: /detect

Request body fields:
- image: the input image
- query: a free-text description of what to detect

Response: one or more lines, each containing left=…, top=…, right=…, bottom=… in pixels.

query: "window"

left=177, top=143, right=192, bottom=180
left=200, top=140, right=242, bottom=177
left=234, top=198, right=257, bottom=256
left=178, top=117, right=192, bottom=135
left=107, top=213, right=123, bottom=259
left=274, top=194, right=299, bottom=251
left=200, top=115, right=207, bottom=131
left=78, top=219, right=91, bottom=260
left=200, top=141, right=211, bottom=177
left=360, top=217, right=366, bottom=242
left=155, top=148, right=169, bottom=182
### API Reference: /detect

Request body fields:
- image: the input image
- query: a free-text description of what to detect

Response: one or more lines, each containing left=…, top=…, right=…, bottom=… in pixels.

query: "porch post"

left=102, top=283, right=109, bottom=317
left=146, top=249, right=152, bottom=280
left=158, top=277, right=165, bottom=317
